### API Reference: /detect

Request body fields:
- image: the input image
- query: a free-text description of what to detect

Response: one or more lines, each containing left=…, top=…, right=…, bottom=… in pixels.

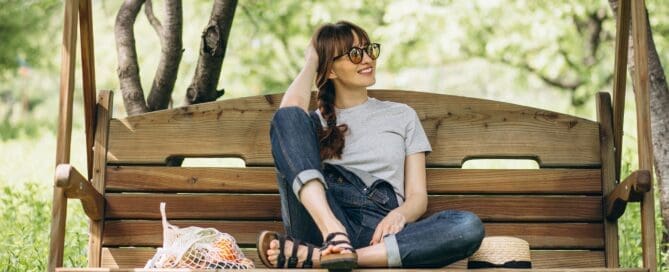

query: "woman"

left=258, top=21, right=484, bottom=269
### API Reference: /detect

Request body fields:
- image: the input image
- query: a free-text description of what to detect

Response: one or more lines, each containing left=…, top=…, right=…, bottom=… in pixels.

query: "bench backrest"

left=95, top=90, right=616, bottom=269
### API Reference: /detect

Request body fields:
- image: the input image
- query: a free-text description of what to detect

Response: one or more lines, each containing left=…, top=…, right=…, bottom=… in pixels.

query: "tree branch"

left=146, top=0, right=183, bottom=111
left=144, top=0, right=163, bottom=40
left=185, top=0, right=238, bottom=105
left=585, top=7, right=608, bottom=66
left=238, top=4, right=260, bottom=36
left=115, top=0, right=148, bottom=116
left=512, top=59, right=582, bottom=90
left=462, top=45, right=583, bottom=91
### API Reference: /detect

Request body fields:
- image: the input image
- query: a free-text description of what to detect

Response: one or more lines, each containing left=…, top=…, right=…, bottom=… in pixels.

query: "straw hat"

left=467, top=236, right=532, bottom=269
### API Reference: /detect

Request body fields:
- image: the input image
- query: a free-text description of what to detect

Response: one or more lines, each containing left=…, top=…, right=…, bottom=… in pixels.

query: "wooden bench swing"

left=49, top=0, right=658, bottom=271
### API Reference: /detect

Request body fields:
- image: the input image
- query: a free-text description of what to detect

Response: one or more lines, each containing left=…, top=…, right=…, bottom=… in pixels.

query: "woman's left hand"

left=370, top=210, right=407, bottom=245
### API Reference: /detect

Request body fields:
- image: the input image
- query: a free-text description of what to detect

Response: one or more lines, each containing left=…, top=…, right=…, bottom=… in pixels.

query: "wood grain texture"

left=50, top=0, right=80, bottom=270
left=597, top=92, right=620, bottom=267
left=611, top=0, right=631, bottom=182
left=106, top=166, right=602, bottom=194
left=79, top=0, right=96, bottom=178
left=88, top=91, right=113, bottom=267
left=104, top=194, right=602, bottom=222
left=606, top=170, right=651, bottom=220
left=55, top=164, right=103, bottom=220
left=107, top=90, right=600, bottom=167
left=103, top=220, right=603, bottom=249
left=99, top=247, right=607, bottom=269
left=630, top=1, right=657, bottom=270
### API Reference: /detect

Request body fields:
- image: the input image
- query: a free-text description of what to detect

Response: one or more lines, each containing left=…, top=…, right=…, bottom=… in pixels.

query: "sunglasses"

left=333, top=43, right=381, bottom=64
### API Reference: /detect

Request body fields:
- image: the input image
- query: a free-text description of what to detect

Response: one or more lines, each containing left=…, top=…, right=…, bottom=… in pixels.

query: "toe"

left=269, top=239, right=279, bottom=249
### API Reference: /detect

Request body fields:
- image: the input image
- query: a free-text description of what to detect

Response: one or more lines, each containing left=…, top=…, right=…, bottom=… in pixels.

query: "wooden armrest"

left=606, top=170, right=651, bottom=221
left=55, top=164, right=104, bottom=220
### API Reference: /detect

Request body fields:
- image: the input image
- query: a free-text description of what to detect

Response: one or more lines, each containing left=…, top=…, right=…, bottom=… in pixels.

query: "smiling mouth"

left=358, top=67, right=373, bottom=74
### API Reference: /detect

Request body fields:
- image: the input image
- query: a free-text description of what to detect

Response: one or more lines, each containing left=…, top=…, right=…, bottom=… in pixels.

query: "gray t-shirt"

left=313, top=96, right=432, bottom=204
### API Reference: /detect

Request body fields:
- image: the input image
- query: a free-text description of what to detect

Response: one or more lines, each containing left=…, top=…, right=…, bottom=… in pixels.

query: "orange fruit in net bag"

left=215, top=238, right=238, bottom=261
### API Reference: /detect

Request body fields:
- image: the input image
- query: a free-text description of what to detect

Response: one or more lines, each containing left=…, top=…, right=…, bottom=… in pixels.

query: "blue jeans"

left=269, top=106, right=485, bottom=268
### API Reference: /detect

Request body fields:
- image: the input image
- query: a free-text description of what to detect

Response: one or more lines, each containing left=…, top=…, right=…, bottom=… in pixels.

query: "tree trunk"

left=609, top=0, right=669, bottom=251
left=644, top=12, right=669, bottom=252
left=146, top=0, right=183, bottom=111
left=115, top=0, right=149, bottom=116
left=184, top=0, right=238, bottom=105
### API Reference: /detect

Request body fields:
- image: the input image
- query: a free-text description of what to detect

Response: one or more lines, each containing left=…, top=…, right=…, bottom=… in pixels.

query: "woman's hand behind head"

left=305, top=43, right=319, bottom=69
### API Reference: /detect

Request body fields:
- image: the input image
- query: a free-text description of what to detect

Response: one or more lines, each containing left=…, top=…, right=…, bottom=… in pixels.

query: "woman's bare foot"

left=266, top=238, right=320, bottom=268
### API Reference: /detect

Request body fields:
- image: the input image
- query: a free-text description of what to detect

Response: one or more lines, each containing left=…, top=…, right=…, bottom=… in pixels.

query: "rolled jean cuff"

left=291, top=169, right=328, bottom=200
left=383, top=234, right=402, bottom=267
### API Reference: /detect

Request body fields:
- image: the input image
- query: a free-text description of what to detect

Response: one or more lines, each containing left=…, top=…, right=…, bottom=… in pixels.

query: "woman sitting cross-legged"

left=258, top=20, right=485, bottom=269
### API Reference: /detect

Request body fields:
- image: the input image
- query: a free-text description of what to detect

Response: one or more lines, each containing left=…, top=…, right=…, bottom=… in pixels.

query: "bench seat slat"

left=106, top=167, right=602, bottom=194
left=107, top=90, right=600, bottom=167
left=100, top=247, right=606, bottom=269
left=105, top=194, right=602, bottom=222
left=103, top=220, right=603, bottom=249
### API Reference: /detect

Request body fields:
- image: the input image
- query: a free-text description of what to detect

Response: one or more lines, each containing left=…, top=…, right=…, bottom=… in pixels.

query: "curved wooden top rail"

left=107, top=89, right=600, bottom=167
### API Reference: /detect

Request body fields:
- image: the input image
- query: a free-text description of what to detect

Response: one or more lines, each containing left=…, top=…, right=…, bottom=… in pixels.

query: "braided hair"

left=311, top=21, right=371, bottom=160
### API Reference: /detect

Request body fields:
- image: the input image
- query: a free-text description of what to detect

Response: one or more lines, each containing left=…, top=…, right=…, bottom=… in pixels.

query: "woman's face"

left=328, top=33, right=376, bottom=89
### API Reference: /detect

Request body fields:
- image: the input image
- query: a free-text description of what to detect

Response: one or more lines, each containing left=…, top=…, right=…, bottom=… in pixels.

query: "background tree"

left=115, top=0, right=237, bottom=116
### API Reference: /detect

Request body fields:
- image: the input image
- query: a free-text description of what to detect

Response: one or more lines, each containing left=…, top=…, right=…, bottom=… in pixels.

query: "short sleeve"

left=404, top=107, right=432, bottom=156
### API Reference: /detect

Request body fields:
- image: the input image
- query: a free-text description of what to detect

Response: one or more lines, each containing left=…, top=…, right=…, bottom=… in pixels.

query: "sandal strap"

left=303, top=244, right=314, bottom=268
left=324, top=232, right=349, bottom=242
left=321, top=232, right=353, bottom=250
left=320, top=240, right=356, bottom=253
left=287, top=238, right=300, bottom=268
left=277, top=235, right=286, bottom=268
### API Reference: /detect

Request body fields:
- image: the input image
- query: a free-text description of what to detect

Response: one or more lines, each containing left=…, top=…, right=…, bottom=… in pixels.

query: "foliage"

left=617, top=139, right=668, bottom=269
left=0, top=0, right=61, bottom=77
left=0, top=183, right=88, bottom=271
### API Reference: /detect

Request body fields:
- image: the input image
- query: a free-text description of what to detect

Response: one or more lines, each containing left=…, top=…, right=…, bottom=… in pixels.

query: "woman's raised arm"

left=279, top=45, right=319, bottom=113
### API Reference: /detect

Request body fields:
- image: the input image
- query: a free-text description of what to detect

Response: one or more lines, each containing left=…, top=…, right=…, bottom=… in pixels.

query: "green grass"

left=0, top=183, right=88, bottom=271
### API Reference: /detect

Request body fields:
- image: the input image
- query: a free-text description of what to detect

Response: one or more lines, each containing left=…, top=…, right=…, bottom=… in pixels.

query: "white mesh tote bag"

left=144, top=202, right=255, bottom=269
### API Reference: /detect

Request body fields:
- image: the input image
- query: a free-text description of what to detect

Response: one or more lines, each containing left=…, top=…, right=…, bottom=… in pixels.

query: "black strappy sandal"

left=257, top=230, right=316, bottom=268
left=319, top=232, right=358, bottom=270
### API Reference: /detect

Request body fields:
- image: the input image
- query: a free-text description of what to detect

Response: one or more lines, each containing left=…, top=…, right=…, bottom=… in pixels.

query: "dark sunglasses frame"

left=333, top=43, right=381, bottom=64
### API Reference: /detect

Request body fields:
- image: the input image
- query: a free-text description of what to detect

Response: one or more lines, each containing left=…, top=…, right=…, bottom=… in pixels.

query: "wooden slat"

left=103, top=220, right=283, bottom=247
left=106, top=166, right=278, bottom=193
left=484, top=223, right=603, bottom=249
left=107, top=90, right=600, bottom=167
left=105, top=194, right=602, bottom=222
left=100, top=247, right=606, bottom=269
left=106, top=166, right=602, bottom=194
left=89, top=91, right=113, bottom=267
left=103, top=221, right=603, bottom=249
left=597, top=92, right=619, bottom=268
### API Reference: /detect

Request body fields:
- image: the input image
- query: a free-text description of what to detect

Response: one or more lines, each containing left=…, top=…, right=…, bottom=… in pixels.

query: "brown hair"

left=312, top=21, right=371, bottom=160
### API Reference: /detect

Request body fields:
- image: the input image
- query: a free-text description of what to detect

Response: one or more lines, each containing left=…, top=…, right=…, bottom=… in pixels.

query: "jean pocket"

left=365, top=181, right=399, bottom=211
